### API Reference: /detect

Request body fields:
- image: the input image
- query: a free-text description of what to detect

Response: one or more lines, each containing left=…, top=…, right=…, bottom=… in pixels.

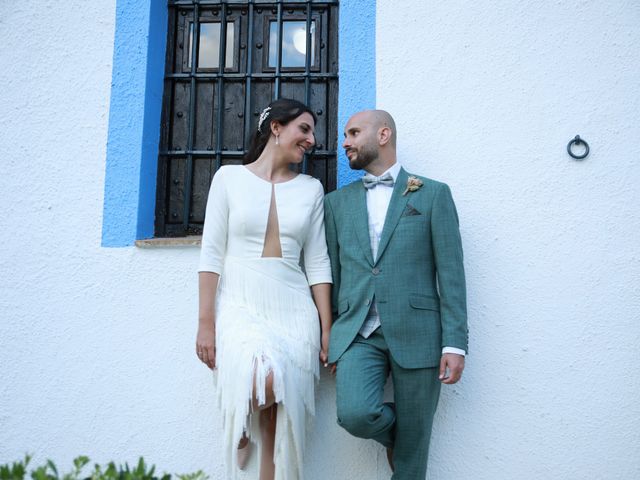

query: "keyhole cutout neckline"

left=261, top=184, right=283, bottom=258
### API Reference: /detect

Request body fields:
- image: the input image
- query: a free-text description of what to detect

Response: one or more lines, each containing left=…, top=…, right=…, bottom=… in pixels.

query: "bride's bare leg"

left=259, top=405, right=277, bottom=480
left=249, top=365, right=276, bottom=478
left=252, top=370, right=276, bottom=411
left=236, top=368, right=275, bottom=469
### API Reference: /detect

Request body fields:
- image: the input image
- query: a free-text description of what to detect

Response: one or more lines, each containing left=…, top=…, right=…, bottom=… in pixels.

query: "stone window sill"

left=135, top=236, right=202, bottom=248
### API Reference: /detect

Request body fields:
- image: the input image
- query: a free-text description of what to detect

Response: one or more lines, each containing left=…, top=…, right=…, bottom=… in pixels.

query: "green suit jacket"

left=324, top=167, right=468, bottom=369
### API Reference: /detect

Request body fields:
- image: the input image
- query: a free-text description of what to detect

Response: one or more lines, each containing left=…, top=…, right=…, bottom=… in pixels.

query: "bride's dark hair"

left=243, top=98, right=317, bottom=165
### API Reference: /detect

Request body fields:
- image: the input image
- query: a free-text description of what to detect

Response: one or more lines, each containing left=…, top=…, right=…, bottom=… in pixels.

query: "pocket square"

left=402, top=204, right=422, bottom=217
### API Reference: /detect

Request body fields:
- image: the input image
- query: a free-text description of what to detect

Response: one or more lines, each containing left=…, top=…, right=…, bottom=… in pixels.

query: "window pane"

left=188, top=22, right=234, bottom=69
left=269, top=21, right=316, bottom=68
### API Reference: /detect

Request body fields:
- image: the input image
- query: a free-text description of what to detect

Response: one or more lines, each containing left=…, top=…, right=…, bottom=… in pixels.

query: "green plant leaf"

left=176, top=471, right=209, bottom=480
left=72, top=457, right=89, bottom=472
left=104, top=462, right=118, bottom=480
left=30, top=466, right=50, bottom=480
left=0, top=456, right=210, bottom=480
left=45, top=460, right=58, bottom=478
left=89, top=463, right=102, bottom=480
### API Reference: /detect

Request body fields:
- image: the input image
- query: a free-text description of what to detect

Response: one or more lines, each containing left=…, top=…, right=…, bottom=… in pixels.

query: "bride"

left=196, top=98, right=332, bottom=480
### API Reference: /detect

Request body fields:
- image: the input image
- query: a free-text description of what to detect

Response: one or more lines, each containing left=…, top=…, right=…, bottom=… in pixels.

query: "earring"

left=275, top=134, right=279, bottom=145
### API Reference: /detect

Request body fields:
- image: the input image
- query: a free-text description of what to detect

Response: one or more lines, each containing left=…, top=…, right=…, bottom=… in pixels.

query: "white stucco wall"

left=377, top=1, right=640, bottom=479
left=0, top=2, right=365, bottom=478
left=1, top=1, right=639, bottom=479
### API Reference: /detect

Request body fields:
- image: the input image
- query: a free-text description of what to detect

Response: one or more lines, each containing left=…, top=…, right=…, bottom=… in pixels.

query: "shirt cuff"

left=442, top=346, right=466, bottom=356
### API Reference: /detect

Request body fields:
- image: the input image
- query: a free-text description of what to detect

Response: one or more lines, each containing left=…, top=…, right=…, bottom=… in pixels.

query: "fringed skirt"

left=214, top=256, right=320, bottom=480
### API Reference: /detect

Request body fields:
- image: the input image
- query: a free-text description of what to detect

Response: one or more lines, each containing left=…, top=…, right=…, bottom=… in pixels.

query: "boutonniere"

left=402, top=176, right=423, bottom=196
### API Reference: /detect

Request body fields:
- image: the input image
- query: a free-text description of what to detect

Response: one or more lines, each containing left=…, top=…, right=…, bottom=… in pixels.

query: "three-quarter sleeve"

left=303, top=181, right=333, bottom=286
left=198, top=167, right=229, bottom=274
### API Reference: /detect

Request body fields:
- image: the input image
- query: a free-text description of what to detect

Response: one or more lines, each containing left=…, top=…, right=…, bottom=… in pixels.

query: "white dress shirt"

left=357, top=162, right=465, bottom=357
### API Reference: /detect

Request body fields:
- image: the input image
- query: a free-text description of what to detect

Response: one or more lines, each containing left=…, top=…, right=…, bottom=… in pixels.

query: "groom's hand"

left=439, top=353, right=465, bottom=384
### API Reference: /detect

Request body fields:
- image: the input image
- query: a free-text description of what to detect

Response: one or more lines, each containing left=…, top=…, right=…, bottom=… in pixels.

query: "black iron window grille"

left=155, top=0, right=339, bottom=237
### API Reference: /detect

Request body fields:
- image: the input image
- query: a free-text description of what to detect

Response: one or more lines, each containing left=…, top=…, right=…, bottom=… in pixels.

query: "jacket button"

left=365, top=299, right=371, bottom=306
left=372, top=267, right=380, bottom=275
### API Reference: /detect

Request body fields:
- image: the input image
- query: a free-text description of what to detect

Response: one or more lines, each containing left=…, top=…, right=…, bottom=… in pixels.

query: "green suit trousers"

left=336, top=328, right=441, bottom=479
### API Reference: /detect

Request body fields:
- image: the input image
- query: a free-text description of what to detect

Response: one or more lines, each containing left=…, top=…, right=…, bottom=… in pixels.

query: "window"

left=155, top=0, right=339, bottom=237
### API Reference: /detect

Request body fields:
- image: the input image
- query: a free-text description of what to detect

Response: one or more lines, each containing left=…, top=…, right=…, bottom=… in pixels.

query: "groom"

left=324, top=110, right=468, bottom=479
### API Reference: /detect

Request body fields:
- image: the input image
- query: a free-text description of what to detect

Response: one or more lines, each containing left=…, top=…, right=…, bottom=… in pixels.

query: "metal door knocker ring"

left=567, top=135, right=589, bottom=160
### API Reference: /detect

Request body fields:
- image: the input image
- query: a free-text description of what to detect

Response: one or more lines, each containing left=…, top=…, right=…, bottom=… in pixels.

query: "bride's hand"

left=196, top=323, right=216, bottom=370
left=320, top=330, right=330, bottom=367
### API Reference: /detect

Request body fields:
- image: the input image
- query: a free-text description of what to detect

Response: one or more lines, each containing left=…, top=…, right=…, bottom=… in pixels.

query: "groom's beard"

left=347, top=143, right=378, bottom=170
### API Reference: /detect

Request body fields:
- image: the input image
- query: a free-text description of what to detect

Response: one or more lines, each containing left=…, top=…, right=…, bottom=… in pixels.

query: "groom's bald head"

left=349, top=110, right=397, bottom=149
left=368, top=110, right=397, bottom=148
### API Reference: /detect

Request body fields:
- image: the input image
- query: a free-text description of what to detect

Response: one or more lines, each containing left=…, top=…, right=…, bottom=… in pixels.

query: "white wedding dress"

left=198, top=165, right=332, bottom=479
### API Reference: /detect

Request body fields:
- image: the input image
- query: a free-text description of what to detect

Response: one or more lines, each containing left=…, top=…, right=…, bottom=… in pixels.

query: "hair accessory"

left=257, top=106, right=272, bottom=133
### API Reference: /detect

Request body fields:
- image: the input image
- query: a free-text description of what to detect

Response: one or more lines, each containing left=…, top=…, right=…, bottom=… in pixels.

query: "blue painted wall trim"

left=102, top=0, right=167, bottom=247
left=101, top=0, right=373, bottom=245
left=337, top=0, right=376, bottom=187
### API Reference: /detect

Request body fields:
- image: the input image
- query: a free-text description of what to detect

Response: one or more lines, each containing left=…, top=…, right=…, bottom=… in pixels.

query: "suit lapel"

left=352, top=182, right=375, bottom=266
left=375, top=167, right=411, bottom=264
